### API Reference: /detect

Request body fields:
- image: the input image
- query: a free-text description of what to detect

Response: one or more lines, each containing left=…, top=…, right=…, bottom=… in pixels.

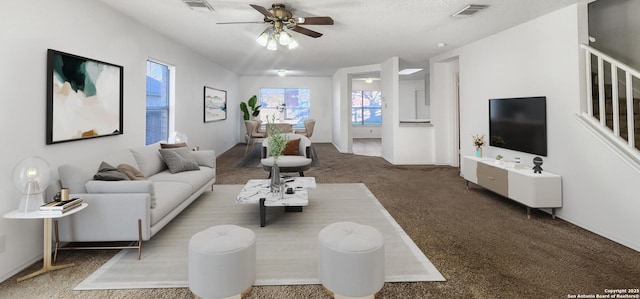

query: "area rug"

left=234, top=144, right=319, bottom=168
left=74, top=184, right=445, bottom=290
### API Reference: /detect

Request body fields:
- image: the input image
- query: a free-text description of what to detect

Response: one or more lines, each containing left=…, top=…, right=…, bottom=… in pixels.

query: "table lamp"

left=13, top=157, right=51, bottom=213
left=169, top=131, right=188, bottom=144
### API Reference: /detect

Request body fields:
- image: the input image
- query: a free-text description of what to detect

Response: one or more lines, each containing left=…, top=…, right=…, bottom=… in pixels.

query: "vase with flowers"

left=472, top=134, right=486, bottom=157
left=266, top=116, right=288, bottom=195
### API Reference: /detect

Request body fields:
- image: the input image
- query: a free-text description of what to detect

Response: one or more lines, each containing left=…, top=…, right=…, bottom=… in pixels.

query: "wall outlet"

left=0, top=235, right=5, bottom=254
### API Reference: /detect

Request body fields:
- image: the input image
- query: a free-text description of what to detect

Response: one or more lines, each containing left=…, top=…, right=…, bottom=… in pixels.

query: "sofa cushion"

left=117, top=164, right=147, bottom=180
left=150, top=167, right=215, bottom=192
left=150, top=181, right=193, bottom=225
left=59, top=149, right=138, bottom=194
left=130, top=143, right=166, bottom=178
left=94, top=162, right=129, bottom=181
left=191, top=150, right=216, bottom=168
left=159, top=147, right=200, bottom=174
left=86, top=180, right=157, bottom=208
left=59, top=164, right=93, bottom=194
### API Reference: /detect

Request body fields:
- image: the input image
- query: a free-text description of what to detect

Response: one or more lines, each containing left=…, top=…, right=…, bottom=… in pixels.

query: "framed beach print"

left=204, top=86, right=227, bottom=122
left=46, top=49, right=124, bottom=144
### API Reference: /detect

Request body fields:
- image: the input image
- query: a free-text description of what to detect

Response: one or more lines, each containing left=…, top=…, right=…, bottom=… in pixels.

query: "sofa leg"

left=51, top=219, right=144, bottom=260
left=137, top=219, right=143, bottom=260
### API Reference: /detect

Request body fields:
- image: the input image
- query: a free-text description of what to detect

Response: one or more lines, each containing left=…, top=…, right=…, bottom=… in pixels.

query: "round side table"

left=3, top=203, right=88, bottom=282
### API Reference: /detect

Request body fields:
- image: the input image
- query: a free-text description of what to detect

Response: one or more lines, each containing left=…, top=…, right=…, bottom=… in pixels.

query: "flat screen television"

left=489, top=96, right=547, bottom=156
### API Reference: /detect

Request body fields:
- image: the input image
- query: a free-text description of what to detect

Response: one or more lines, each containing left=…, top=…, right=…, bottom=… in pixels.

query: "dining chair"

left=295, top=119, right=315, bottom=138
left=245, top=120, right=267, bottom=156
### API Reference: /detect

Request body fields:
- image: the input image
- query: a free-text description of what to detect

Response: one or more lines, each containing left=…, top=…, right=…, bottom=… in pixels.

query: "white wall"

left=431, top=4, right=640, bottom=251
left=332, top=64, right=381, bottom=153
left=0, top=0, right=238, bottom=281
left=589, top=0, right=640, bottom=70
left=238, top=76, right=332, bottom=143
left=399, top=80, right=428, bottom=120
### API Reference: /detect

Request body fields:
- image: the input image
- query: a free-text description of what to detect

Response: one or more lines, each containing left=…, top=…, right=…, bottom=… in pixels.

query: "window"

left=145, top=61, right=171, bottom=145
left=352, top=90, right=382, bottom=126
left=259, top=88, right=310, bottom=129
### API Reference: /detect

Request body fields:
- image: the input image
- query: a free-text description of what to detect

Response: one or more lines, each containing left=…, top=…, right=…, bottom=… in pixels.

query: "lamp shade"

left=169, top=131, right=189, bottom=144
left=267, top=39, right=277, bottom=51
left=13, top=157, right=50, bottom=213
left=278, top=31, right=292, bottom=46
left=288, top=39, right=299, bottom=50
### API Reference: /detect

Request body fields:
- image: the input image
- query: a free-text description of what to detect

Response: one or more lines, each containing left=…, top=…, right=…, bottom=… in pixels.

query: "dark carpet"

left=1, top=143, right=639, bottom=299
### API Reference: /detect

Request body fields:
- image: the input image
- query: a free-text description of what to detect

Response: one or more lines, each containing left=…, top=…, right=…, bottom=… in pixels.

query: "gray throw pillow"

left=94, top=161, right=129, bottom=181
left=159, top=147, right=200, bottom=174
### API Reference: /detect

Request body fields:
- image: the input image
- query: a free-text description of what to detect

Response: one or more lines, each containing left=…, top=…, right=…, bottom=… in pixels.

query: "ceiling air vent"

left=182, top=0, right=214, bottom=12
left=450, top=4, right=489, bottom=17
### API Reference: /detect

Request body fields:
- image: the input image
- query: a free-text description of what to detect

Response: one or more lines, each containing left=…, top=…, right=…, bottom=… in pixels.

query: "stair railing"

left=581, top=43, right=640, bottom=149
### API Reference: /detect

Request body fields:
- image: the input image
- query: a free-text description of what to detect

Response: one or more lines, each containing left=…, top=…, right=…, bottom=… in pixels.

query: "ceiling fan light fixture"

left=288, top=39, right=299, bottom=50
left=277, top=69, right=287, bottom=77
left=278, top=31, right=292, bottom=46
left=256, top=27, right=273, bottom=47
left=267, top=39, right=278, bottom=51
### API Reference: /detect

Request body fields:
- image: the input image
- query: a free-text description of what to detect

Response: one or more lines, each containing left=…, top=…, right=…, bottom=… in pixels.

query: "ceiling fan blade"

left=290, top=25, right=323, bottom=38
left=297, top=16, right=334, bottom=25
left=250, top=4, right=274, bottom=18
left=216, top=21, right=265, bottom=25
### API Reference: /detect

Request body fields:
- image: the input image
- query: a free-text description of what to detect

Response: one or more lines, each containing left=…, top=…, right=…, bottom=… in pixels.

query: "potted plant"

left=496, top=155, right=503, bottom=165
left=266, top=115, right=288, bottom=193
left=240, top=95, right=261, bottom=121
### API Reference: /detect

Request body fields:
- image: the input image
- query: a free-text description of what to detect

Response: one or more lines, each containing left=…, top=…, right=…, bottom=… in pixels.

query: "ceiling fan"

left=217, top=3, right=334, bottom=50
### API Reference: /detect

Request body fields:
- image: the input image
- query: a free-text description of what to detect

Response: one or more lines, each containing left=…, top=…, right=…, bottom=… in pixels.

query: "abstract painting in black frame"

left=46, top=49, right=124, bottom=144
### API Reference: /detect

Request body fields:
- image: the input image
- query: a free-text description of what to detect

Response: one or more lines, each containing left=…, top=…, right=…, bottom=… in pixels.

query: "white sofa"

left=54, top=143, right=216, bottom=257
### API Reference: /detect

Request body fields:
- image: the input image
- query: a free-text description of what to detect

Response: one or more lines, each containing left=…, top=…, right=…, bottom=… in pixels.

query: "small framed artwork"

left=46, top=49, right=124, bottom=144
left=204, top=86, right=227, bottom=122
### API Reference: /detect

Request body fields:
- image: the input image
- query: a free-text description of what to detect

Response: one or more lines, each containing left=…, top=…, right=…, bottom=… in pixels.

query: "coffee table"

left=236, top=177, right=316, bottom=227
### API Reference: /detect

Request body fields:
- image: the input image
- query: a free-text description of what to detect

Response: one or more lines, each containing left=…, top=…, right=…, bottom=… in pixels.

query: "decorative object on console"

left=533, top=157, right=543, bottom=174
left=240, top=95, right=261, bottom=121
left=203, top=86, right=226, bottom=122
left=515, top=157, right=523, bottom=169
left=46, top=49, right=123, bottom=144
left=472, top=134, right=485, bottom=157
left=495, top=155, right=504, bottom=165
left=13, top=157, right=51, bottom=213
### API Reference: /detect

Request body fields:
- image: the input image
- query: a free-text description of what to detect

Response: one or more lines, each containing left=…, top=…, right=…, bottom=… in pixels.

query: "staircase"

left=590, top=77, right=640, bottom=149
left=582, top=44, right=640, bottom=154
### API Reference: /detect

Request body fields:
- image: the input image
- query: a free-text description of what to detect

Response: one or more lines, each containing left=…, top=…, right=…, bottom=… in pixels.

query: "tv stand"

left=462, top=156, right=562, bottom=219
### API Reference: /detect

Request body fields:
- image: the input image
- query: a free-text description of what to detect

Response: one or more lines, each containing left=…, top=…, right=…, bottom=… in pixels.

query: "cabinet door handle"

left=487, top=176, right=495, bottom=180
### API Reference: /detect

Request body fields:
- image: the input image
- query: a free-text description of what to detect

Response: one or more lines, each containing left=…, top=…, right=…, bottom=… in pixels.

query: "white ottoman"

left=318, top=222, right=385, bottom=299
left=189, top=225, right=256, bottom=299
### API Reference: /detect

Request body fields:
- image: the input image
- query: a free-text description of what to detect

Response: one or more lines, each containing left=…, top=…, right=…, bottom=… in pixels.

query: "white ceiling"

left=98, top=0, right=579, bottom=77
